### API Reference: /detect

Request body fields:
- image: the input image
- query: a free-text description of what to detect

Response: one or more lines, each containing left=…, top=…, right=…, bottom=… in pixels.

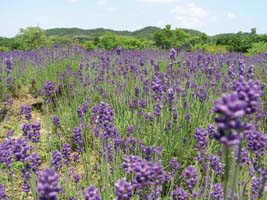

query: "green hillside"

left=46, top=26, right=204, bottom=40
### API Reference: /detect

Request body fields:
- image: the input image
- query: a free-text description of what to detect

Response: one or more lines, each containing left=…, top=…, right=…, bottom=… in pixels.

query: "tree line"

left=0, top=25, right=267, bottom=54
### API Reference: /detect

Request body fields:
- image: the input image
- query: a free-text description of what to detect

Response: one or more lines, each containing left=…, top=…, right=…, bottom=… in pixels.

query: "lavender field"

left=0, top=46, right=267, bottom=200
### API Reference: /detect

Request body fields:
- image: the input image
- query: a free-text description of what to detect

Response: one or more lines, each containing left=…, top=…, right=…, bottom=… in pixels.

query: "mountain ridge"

left=45, top=26, right=204, bottom=40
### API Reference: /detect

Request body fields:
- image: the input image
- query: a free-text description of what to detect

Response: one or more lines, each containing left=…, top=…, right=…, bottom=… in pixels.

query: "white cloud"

left=137, top=0, right=177, bottom=3
left=227, top=12, right=236, bottom=20
left=96, top=0, right=116, bottom=12
left=170, top=3, right=209, bottom=28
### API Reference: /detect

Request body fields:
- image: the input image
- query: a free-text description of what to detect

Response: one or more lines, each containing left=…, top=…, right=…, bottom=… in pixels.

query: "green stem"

left=230, top=143, right=241, bottom=200
left=10, top=173, right=15, bottom=200
left=224, top=146, right=230, bottom=200
left=259, top=176, right=266, bottom=199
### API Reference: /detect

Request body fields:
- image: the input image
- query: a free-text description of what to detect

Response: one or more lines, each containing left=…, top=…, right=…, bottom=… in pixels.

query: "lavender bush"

left=0, top=46, right=267, bottom=199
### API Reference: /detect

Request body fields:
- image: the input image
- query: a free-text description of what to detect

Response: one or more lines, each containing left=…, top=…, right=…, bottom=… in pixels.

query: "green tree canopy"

left=14, top=27, right=50, bottom=50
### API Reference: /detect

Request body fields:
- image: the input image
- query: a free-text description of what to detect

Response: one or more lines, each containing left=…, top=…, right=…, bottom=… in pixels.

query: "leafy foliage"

left=14, top=27, right=51, bottom=50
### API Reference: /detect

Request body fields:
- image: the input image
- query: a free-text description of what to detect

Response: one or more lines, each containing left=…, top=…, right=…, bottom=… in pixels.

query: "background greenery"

left=1, top=25, right=267, bottom=54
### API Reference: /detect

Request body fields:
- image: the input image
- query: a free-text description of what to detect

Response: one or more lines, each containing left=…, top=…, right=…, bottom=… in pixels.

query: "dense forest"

left=1, top=25, right=267, bottom=54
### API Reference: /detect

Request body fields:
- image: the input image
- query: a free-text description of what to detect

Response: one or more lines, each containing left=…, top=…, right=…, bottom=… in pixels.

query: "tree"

left=14, top=27, right=50, bottom=50
left=173, top=29, right=191, bottom=48
left=98, top=32, right=117, bottom=50
left=153, top=25, right=173, bottom=49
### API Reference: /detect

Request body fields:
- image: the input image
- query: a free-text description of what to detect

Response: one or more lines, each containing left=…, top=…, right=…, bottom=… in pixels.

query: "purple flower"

left=172, top=108, right=178, bottom=121
left=250, top=177, right=259, bottom=200
left=127, top=125, right=134, bottom=136
left=5, top=57, right=12, bottom=75
left=51, top=150, right=62, bottom=169
left=0, top=138, right=13, bottom=168
left=83, top=185, right=101, bottom=200
left=122, top=155, right=165, bottom=191
left=232, top=79, right=262, bottom=114
left=77, top=101, right=89, bottom=118
left=27, top=153, right=41, bottom=172
left=73, top=127, right=83, bottom=147
left=37, top=168, right=60, bottom=200
left=209, top=155, right=223, bottom=175
left=12, top=139, right=31, bottom=162
left=135, top=87, right=140, bottom=97
left=169, top=48, right=177, bottom=60
left=91, top=102, right=114, bottom=127
left=61, top=143, right=71, bottom=165
left=139, top=98, right=147, bottom=108
left=72, top=152, right=79, bottom=163
left=244, top=124, right=267, bottom=156
left=185, top=113, right=191, bottom=123
left=53, top=116, right=60, bottom=126
left=169, top=158, right=180, bottom=174
left=115, top=178, right=133, bottom=200
left=154, top=102, right=163, bottom=117
left=194, top=128, right=208, bottom=150
left=171, top=187, right=188, bottom=200
left=72, top=173, right=80, bottom=183
left=44, top=81, right=54, bottom=97
left=213, top=92, right=246, bottom=145
left=210, top=183, right=224, bottom=200
left=20, top=105, right=32, bottom=120
left=167, top=88, right=174, bottom=106
left=21, top=122, right=41, bottom=143
left=0, top=184, right=6, bottom=199
left=21, top=168, right=31, bottom=193
left=181, top=165, right=198, bottom=192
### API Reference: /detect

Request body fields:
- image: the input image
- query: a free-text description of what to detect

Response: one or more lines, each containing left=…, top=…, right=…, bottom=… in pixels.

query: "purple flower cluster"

left=115, top=178, right=133, bottom=200
left=51, top=150, right=62, bottom=169
left=122, top=155, right=165, bottom=191
left=12, top=139, right=32, bottom=162
left=83, top=185, right=102, bottom=200
left=61, top=143, right=71, bottom=165
left=91, top=102, right=114, bottom=127
left=53, top=116, right=60, bottom=126
left=20, top=105, right=32, bottom=120
left=0, top=184, right=6, bottom=199
left=5, top=57, right=12, bottom=75
left=0, top=138, right=13, bottom=168
left=213, top=79, right=263, bottom=146
left=21, top=122, right=41, bottom=143
left=77, top=101, right=89, bottom=119
left=37, top=168, right=61, bottom=200
left=171, top=187, right=188, bottom=200
left=194, top=128, right=208, bottom=150
left=44, top=81, right=54, bottom=97
left=169, top=158, right=180, bottom=174
left=180, top=165, right=198, bottom=192
left=27, top=153, right=41, bottom=172
left=213, top=92, right=245, bottom=145
left=244, top=124, right=267, bottom=156
left=250, top=176, right=259, bottom=200
left=209, top=155, right=223, bottom=175
left=169, top=48, right=177, bottom=60
left=73, top=127, right=83, bottom=147
left=232, top=79, right=262, bottom=114
left=210, top=183, right=224, bottom=200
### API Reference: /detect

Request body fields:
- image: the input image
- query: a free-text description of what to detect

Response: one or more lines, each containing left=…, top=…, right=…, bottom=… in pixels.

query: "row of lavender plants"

left=1, top=46, right=267, bottom=199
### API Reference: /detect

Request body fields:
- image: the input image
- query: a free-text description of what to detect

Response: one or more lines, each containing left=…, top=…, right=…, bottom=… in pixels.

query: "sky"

left=1, top=0, right=267, bottom=37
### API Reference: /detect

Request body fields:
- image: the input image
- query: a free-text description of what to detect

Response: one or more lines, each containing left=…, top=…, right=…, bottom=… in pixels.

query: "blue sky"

left=1, top=0, right=267, bottom=37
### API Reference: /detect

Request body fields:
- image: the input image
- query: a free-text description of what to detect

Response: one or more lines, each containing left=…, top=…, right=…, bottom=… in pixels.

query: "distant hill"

left=46, top=26, right=204, bottom=40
